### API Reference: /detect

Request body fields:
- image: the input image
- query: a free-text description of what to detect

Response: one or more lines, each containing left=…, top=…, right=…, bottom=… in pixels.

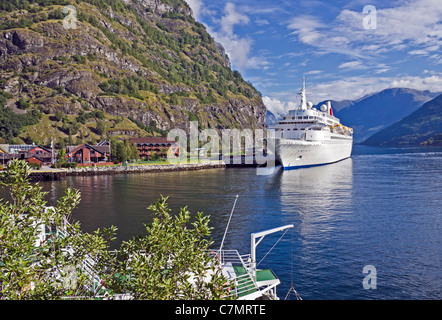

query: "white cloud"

left=205, top=2, right=270, bottom=72
left=266, top=75, right=442, bottom=110
left=304, top=70, right=323, bottom=75
left=375, top=68, right=390, bottom=74
left=287, top=0, right=442, bottom=62
left=409, top=45, right=441, bottom=56
left=255, top=19, right=270, bottom=26
left=288, top=15, right=325, bottom=46
left=310, top=75, right=442, bottom=103
left=245, top=55, right=272, bottom=70
left=391, top=75, right=442, bottom=88
left=184, top=0, right=203, bottom=20
left=338, top=60, right=366, bottom=70
left=262, top=96, right=289, bottom=116
left=221, top=2, right=250, bottom=36
left=429, top=54, right=442, bottom=64
left=409, top=49, right=429, bottom=55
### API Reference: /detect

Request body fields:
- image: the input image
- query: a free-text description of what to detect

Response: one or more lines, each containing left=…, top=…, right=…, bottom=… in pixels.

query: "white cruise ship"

left=268, top=79, right=353, bottom=169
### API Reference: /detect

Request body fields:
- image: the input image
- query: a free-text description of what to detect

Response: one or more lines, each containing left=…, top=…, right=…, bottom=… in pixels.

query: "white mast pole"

left=301, top=77, right=307, bottom=110
left=219, top=195, right=239, bottom=254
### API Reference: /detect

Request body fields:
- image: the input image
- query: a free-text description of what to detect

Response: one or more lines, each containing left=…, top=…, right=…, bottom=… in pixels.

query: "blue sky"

left=185, top=0, right=442, bottom=115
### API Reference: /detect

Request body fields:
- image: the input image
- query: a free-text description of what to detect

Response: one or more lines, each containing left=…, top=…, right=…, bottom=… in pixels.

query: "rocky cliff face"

left=0, top=0, right=266, bottom=146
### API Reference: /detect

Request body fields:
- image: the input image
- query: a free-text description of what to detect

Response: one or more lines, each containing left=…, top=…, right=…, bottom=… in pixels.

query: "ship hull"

left=273, top=138, right=353, bottom=170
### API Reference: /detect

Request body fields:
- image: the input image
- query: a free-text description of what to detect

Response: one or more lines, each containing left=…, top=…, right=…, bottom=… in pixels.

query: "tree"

left=0, top=159, right=115, bottom=299
left=0, top=160, right=230, bottom=300
left=124, top=139, right=140, bottom=161
left=113, top=140, right=127, bottom=163
left=57, top=149, right=67, bottom=166
left=96, top=119, right=105, bottom=136
left=107, top=196, right=230, bottom=300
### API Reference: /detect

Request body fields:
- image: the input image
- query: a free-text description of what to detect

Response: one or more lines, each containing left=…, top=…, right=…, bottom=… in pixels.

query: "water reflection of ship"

left=267, top=158, right=354, bottom=235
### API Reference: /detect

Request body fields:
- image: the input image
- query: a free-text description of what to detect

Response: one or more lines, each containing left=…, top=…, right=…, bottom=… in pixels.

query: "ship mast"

left=299, top=77, right=307, bottom=110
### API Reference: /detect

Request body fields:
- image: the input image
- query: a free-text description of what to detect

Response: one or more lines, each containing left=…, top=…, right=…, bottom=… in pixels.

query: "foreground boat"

left=210, top=225, right=295, bottom=300
left=268, top=79, right=353, bottom=169
left=31, top=207, right=297, bottom=300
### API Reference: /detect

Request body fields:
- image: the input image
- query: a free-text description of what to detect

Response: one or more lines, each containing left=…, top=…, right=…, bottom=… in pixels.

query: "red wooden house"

left=66, top=144, right=110, bottom=164
left=23, top=146, right=54, bottom=165
left=26, top=156, right=44, bottom=167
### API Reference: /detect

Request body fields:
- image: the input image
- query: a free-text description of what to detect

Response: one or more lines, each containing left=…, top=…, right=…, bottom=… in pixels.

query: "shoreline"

left=24, top=161, right=228, bottom=181
left=65, top=161, right=228, bottom=176
left=21, top=155, right=276, bottom=181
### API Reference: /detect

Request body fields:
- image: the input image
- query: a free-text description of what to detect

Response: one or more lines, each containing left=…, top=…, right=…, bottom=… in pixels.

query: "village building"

left=0, top=144, right=37, bottom=154
left=23, top=145, right=55, bottom=165
left=0, top=141, right=113, bottom=167
left=0, top=145, right=55, bottom=167
left=65, top=143, right=111, bottom=164
left=25, top=155, right=45, bottom=167
left=129, top=137, right=179, bottom=160
left=1, top=153, right=17, bottom=167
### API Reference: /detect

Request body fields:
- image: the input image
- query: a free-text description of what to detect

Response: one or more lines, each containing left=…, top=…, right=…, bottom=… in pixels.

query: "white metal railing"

left=62, top=246, right=104, bottom=294
left=42, top=207, right=105, bottom=295
left=229, top=273, right=259, bottom=299
left=209, top=250, right=260, bottom=299
left=213, top=249, right=250, bottom=267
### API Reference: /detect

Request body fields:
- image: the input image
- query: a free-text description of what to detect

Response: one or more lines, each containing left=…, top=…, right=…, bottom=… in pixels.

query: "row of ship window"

left=282, top=115, right=335, bottom=123
left=275, top=128, right=306, bottom=131
left=283, top=116, right=315, bottom=120
left=278, top=121, right=316, bottom=125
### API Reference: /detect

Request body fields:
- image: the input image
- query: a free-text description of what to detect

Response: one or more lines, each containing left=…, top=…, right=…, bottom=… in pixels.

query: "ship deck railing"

left=211, top=249, right=280, bottom=300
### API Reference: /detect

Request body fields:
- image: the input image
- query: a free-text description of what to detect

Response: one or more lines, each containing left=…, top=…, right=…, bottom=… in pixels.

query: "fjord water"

left=38, top=145, right=442, bottom=300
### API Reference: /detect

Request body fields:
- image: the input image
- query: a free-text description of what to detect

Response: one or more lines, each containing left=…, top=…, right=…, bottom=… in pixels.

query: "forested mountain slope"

left=0, top=0, right=266, bottom=146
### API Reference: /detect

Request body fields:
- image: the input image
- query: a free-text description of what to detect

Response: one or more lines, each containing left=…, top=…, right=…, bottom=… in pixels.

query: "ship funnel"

left=327, top=101, right=332, bottom=115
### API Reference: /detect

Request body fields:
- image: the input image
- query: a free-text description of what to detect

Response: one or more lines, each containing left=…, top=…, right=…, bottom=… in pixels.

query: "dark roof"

left=130, top=137, right=176, bottom=145
left=66, top=145, right=81, bottom=153
left=1, top=154, right=19, bottom=160
left=94, top=145, right=111, bottom=154
left=66, top=144, right=107, bottom=155
left=26, top=145, right=54, bottom=154
left=25, top=155, right=44, bottom=162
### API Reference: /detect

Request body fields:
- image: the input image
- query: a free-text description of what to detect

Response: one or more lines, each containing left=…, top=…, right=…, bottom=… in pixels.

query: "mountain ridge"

left=363, top=93, right=442, bottom=147
left=315, top=88, right=440, bottom=143
left=0, top=0, right=266, bottom=147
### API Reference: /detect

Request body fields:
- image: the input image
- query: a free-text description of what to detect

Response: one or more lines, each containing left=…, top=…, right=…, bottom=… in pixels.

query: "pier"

left=64, top=161, right=227, bottom=176
left=28, top=169, right=67, bottom=181
left=223, top=155, right=278, bottom=167
left=3, top=155, right=279, bottom=182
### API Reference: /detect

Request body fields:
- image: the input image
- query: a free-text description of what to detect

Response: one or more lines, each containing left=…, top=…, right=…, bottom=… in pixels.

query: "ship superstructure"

left=268, top=79, right=353, bottom=169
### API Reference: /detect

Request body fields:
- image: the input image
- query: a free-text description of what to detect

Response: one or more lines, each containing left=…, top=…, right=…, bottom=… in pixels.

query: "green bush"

left=61, top=162, right=77, bottom=168
left=0, top=92, right=41, bottom=142
left=27, top=162, right=41, bottom=170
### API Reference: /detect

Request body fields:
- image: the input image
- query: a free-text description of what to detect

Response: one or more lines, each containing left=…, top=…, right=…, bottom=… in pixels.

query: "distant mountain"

left=317, top=99, right=354, bottom=112
left=363, top=94, right=442, bottom=146
left=317, top=88, right=440, bottom=143
left=265, top=110, right=278, bottom=125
